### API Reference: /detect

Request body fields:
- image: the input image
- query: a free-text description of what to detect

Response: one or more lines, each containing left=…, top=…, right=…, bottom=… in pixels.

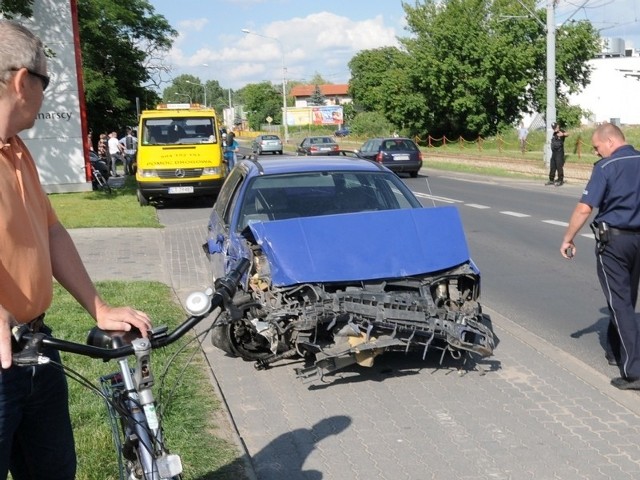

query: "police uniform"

left=581, top=144, right=640, bottom=381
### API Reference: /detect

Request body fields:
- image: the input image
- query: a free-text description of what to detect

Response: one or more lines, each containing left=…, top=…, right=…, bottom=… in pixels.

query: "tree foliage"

left=348, top=0, right=599, bottom=138
left=236, top=82, right=283, bottom=130
left=307, top=85, right=326, bottom=106
left=1, top=0, right=176, bottom=137
left=0, top=0, right=33, bottom=18
left=162, top=74, right=225, bottom=111
left=77, top=0, right=176, bottom=135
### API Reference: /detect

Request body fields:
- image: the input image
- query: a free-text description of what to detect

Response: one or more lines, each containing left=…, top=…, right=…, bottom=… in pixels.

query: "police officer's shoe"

left=545, top=180, right=555, bottom=186
left=604, top=351, right=619, bottom=366
left=611, top=376, right=640, bottom=390
left=554, top=180, right=564, bottom=186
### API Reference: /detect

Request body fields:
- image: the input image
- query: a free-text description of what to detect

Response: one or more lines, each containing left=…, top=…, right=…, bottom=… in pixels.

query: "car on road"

left=251, top=134, right=283, bottom=155
left=334, top=126, right=351, bottom=137
left=203, top=155, right=494, bottom=381
left=357, top=137, right=423, bottom=178
left=296, top=136, right=340, bottom=156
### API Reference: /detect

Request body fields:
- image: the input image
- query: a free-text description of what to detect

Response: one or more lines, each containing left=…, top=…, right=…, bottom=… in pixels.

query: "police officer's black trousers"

left=549, top=150, right=565, bottom=182
left=596, top=234, right=640, bottom=379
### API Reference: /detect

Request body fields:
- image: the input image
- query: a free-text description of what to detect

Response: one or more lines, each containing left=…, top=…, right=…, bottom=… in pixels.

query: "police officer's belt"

left=610, top=227, right=640, bottom=236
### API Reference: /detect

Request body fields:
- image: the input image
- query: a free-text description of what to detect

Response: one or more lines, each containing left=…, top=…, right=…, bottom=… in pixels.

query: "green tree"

left=348, top=47, right=410, bottom=113
left=348, top=0, right=599, bottom=138
left=308, top=84, right=326, bottom=106
left=0, top=0, right=33, bottom=18
left=238, top=82, right=283, bottom=130
left=78, top=0, right=176, bottom=135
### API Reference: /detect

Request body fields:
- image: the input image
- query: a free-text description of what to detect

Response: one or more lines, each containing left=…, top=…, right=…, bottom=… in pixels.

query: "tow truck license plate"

left=168, top=186, right=194, bottom=194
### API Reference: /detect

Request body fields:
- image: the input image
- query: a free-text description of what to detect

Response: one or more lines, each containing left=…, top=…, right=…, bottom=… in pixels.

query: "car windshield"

left=237, top=170, right=421, bottom=231
left=262, top=135, right=280, bottom=141
left=141, top=117, right=217, bottom=145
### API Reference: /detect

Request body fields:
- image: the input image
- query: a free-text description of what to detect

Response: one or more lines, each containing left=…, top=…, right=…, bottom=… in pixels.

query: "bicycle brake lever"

left=11, top=328, right=49, bottom=366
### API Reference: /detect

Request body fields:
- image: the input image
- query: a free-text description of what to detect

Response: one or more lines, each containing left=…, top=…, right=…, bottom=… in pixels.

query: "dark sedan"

left=296, top=136, right=340, bottom=156
left=357, top=137, right=423, bottom=177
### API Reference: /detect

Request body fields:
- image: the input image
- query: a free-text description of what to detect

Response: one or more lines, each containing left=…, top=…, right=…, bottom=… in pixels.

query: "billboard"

left=285, top=106, right=344, bottom=127
left=12, top=0, right=89, bottom=193
left=311, top=106, right=343, bottom=125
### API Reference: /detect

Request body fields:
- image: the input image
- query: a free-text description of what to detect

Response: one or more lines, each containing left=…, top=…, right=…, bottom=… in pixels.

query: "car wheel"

left=214, top=305, right=278, bottom=361
left=137, top=189, right=149, bottom=206
left=410, top=170, right=419, bottom=178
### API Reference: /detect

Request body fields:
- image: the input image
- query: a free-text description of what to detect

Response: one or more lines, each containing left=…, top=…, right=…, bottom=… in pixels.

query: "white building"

left=568, top=38, right=640, bottom=125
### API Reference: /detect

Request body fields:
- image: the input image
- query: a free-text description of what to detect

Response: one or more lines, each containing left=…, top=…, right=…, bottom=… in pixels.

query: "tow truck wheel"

left=137, top=189, right=149, bottom=206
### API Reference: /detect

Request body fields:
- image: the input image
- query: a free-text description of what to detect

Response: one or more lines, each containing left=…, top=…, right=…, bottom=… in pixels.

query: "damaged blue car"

left=204, top=156, right=494, bottom=381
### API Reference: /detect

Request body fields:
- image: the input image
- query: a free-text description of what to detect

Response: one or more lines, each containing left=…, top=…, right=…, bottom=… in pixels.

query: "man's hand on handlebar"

left=95, top=304, right=152, bottom=338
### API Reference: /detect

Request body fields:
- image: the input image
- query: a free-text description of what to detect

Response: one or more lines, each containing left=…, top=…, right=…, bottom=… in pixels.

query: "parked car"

left=203, top=156, right=494, bottom=382
left=296, top=136, right=340, bottom=156
left=251, top=134, right=283, bottom=155
left=357, top=137, right=423, bottom=178
left=334, top=126, right=351, bottom=137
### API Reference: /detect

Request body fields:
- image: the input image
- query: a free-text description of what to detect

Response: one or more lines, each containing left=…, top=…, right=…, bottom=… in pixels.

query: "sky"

left=148, top=0, right=640, bottom=91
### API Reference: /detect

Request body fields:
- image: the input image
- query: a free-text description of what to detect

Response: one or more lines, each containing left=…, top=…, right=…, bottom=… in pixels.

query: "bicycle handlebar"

left=12, top=258, right=251, bottom=364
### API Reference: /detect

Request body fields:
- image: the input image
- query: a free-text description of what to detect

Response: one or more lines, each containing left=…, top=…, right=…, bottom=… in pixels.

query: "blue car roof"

left=239, top=156, right=387, bottom=177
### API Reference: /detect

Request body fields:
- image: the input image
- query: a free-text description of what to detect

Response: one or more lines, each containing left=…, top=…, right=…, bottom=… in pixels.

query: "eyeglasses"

left=10, top=67, right=50, bottom=91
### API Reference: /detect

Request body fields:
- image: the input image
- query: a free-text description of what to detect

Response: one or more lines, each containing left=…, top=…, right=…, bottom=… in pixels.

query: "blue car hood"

left=248, top=206, right=471, bottom=286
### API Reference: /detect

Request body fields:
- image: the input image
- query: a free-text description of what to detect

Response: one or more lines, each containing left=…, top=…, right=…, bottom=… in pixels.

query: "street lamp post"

left=174, top=92, right=192, bottom=104
left=241, top=29, right=288, bottom=143
left=185, top=80, right=206, bottom=107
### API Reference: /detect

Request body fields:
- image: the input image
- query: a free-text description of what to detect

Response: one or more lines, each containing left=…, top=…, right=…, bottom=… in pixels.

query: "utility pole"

left=545, top=0, right=556, bottom=166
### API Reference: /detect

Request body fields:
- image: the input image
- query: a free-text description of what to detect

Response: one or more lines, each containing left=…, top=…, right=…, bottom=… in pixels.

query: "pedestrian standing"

left=119, top=127, right=137, bottom=175
left=107, top=131, right=124, bottom=176
left=560, top=123, right=640, bottom=390
left=546, top=122, right=569, bottom=186
left=517, top=122, right=528, bottom=154
left=0, top=20, right=152, bottom=478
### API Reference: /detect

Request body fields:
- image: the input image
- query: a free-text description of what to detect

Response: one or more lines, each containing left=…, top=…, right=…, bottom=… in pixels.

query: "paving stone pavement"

left=70, top=225, right=640, bottom=480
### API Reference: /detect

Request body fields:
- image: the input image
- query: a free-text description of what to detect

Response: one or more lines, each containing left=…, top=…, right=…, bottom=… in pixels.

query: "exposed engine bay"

left=210, top=245, right=494, bottom=382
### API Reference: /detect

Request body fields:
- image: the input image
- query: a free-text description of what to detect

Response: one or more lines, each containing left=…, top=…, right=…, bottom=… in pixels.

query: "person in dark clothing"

left=546, top=122, right=569, bottom=186
left=561, top=123, right=640, bottom=390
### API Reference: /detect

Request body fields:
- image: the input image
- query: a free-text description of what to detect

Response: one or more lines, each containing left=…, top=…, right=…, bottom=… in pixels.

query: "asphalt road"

left=405, top=170, right=612, bottom=373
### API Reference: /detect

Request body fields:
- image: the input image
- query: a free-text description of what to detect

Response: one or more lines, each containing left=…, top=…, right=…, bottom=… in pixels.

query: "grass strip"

left=47, top=281, right=247, bottom=480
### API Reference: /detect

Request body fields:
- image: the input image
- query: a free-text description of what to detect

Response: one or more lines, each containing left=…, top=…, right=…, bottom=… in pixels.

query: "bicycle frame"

left=101, top=337, right=182, bottom=480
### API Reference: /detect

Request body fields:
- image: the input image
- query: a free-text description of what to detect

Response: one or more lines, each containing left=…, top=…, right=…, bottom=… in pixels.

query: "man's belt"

left=23, top=313, right=45, bottom=333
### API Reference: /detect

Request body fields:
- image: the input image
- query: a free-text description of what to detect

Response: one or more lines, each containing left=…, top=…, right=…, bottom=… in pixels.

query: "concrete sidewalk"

left=71, top=226, right=640, bottom=480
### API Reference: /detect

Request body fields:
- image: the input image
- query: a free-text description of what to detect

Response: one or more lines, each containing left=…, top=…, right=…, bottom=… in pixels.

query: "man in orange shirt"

left=0, top=21, right=151, bottom=479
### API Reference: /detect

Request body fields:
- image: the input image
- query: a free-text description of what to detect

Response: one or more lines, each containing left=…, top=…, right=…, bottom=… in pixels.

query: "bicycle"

left=12, top=258, right=250, bottom=480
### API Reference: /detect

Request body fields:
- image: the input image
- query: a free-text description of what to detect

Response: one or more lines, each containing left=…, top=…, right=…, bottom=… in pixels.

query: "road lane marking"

left=413, top=192, right=462, bottom=204
left=542, top=220, right=569, bottom=227
left=466, top=204, right=490, bottom=209
left=500, top=211, right=530, bottom=218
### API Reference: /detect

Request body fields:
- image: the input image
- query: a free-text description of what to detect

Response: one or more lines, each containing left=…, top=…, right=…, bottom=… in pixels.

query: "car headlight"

left=138, top=168, right=157, bottom=177
left=203, top=167, right=222, bottom=175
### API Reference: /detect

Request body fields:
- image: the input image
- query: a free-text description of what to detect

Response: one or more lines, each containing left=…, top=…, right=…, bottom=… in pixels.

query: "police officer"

left=561, top=123, right=640, bottom=390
